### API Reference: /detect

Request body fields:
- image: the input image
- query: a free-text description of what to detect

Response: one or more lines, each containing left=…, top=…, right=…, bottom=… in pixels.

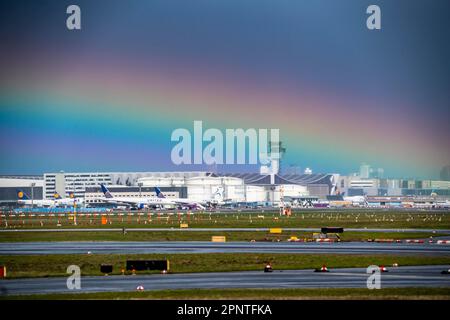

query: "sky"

left=0, top=0, right=449, bottom=178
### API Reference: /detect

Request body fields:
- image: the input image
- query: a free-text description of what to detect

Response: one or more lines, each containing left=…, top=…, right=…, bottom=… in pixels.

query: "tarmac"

left=1, top=265, right=449, bottom=296
left=1, top=241, right=450, bottom=255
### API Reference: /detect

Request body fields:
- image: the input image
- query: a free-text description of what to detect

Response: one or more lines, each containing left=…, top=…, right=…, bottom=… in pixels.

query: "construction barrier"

left=288, top=237, right=308, bottom=242
left=375, top=239, right=393, bottom=243
left=211, top=236, right=226, bottom=242
left=269, top=228, right=282, bottom=234
left=126, top=260, right=170, bottom=271
left=369, top=239, right=402, bottom=243
left=405, top=239, right=424, bottom=243
left=0, top=266, right=6, bottom=278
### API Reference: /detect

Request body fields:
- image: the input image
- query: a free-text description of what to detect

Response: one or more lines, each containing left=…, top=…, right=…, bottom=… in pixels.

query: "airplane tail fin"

left=16, top=189, right=30, bottom=200
left=330, top=183, right=338, bottom=195
left=155, top=187, right=165, bottom=198
left=100, top=184, right=114, bottom=198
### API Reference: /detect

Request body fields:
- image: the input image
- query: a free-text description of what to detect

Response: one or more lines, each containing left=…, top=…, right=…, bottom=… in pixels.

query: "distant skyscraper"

left=260, top=141, right=286, bottom=175
left=377, top=168, right=384, bottom=178
left=359, top=163, right=371, bottom=179
left=440, top=165, right=450, bottom=181
left=370, top=168, right=384, bottom=179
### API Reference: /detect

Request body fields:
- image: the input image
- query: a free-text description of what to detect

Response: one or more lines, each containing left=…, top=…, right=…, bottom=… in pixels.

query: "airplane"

left=53, top=192, right=85, bottom=207
left=329, top=184, right=367, bottom=207
left=343, top=194, right=367, bottom=206
left=98, top=184, right=205, bottom=210
left=16, top=189, right=56, bottom=208
left=154, top=187, right=206, bottom=210
left=205, top=187, right=227, bottom=208
left=98, top=184, right=164, bottom=209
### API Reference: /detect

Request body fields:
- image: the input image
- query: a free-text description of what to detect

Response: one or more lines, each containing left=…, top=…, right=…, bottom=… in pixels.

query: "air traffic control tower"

left=260, top=141, right=286, bottom=184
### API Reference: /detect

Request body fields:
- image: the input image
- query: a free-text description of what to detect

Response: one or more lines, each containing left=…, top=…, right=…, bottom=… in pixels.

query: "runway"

left=1, top=227, right=449, bottom=233
left=1, top=265, right=449, bottom=296
left=1, top=241, right=450, bottom=255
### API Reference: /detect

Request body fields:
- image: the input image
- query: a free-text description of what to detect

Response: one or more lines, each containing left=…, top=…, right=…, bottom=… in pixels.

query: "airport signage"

left=269, top=228, right=282, bottom=234
left=321, top=227, right=344, bottom=234
left=126, top=260, right=169, bottom=271
left=100, top=264, right=113, bottom=274
left=211, top=236, right=226, bottom=242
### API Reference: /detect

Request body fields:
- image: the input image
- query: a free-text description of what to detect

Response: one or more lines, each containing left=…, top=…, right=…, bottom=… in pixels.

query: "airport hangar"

left=76, top=171, right=335, bottom=206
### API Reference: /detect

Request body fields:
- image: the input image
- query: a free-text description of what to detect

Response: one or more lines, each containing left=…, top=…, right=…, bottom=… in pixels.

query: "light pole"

left=31, top=182, right=36, bottom=208
left=73, top=199, right=77, bottom=226
left=138, top=182, right=143, bottom=197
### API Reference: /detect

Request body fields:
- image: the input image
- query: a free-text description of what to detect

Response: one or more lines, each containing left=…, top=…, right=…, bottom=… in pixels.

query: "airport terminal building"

left=0, top=176, right=44, bottom=205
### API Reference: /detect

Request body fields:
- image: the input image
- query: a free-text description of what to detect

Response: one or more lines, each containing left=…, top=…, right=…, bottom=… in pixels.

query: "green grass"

left=2, top=287, right=450, bottom=300
left=3, top=210, right=450, bottom=230
left=0, top=230, right=438, bottom=242
left=339, top=232, right=436, bottom=241
left=1, top=253, right=449, bottom=278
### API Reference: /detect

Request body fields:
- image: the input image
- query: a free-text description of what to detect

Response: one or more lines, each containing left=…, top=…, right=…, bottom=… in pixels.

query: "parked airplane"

left=99, top=184, right=205, bottom=210
left=329, top=185, right=367, bottom=207
left=327, top=195, right=367, bottom=207
left=98, top=184, right=165, bottom=209
left=343, top=194, right=368, bottom=206
left=155, top=187, right=206, bottom=210
left=205, top=187, right=226, bottom=208
left=342, top=192, right=368, bottom=206
left=16, top=190, right=55, bottom=207
left=53, top=192, right=84, bottom=207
